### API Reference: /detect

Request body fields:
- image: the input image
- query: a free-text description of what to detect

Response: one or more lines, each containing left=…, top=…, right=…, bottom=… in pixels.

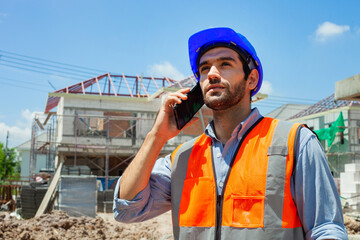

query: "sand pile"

left=0, top=211, right=173, bottom=240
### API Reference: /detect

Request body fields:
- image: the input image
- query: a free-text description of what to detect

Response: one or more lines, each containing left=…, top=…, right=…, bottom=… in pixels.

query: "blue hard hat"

left=188, top=27, right=263, bottom=96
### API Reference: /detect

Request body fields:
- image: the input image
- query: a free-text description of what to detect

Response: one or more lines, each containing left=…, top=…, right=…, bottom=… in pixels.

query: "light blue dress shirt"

left=114, top=108, right=348, bottom=239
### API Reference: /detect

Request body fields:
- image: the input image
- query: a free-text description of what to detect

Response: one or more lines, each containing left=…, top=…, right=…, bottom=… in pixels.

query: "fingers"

left=170, top=88, right=191, bottom=103
left=163, top=88, right=190, bottom=111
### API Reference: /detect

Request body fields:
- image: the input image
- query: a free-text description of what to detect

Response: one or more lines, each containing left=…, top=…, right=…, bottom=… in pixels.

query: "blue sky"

left=1, top=0, right=360, bottom=147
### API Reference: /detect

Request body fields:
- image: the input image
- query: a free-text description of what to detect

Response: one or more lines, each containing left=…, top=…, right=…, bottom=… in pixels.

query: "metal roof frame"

left=45, top=73, right=177, bottom=113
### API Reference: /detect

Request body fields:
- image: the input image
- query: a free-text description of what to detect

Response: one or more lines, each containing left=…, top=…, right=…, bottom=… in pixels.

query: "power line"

left=0, top=62, right=85, bottom=81
left=0, top=76, right=50, bottom=88
left=0, top=79, right=49, bottom=92
left=269, top=95, right=319, bottom=103
left=0, top=49, right=107, bottom=73
left=262, top=99, right=314, bottom=105
left=1, top=54, right=101, bottom=76
left=0, top=49, right=109, bottom=84
left=0, top=58, right=94, bottom=79
left=48, top=80, right=57, bottom=91
left=253, top=99, right=312, bottom=108
left=254, top=103, right=309, bottom=111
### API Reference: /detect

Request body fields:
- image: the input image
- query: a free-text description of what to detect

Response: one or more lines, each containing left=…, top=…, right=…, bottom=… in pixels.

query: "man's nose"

left=208, top=65, right=220, bottom=82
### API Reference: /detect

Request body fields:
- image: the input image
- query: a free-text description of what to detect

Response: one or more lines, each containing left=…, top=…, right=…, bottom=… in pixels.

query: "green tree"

left=0, top=142, right=20, bottom=181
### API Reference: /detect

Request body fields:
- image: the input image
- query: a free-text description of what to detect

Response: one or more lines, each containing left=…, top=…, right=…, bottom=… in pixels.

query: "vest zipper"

left=211, top=146, right=222, bottom=240
left=213, top=117, right=264, bottom=240
left=215, top=195, right=223, bottom=240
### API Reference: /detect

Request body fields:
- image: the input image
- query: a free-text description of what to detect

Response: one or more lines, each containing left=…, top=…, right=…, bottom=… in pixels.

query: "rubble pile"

left=344, top=214, right=360, bottom=235
left=0, top=211, right=165, bottom=240
left=3, top=210, right=359, bottom=239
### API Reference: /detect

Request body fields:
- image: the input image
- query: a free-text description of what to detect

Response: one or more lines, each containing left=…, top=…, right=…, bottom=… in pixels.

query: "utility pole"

left=3, top=131, right=9, bottom=181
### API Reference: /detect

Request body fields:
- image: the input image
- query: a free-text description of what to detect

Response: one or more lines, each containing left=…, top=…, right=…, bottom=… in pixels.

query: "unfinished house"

left=34, top=73, right=213, bottom=188
left=18, top=73, right=215, bottom=217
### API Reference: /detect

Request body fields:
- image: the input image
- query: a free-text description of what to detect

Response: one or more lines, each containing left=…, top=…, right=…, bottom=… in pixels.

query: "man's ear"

left=247, top=69, right=259, bottom=91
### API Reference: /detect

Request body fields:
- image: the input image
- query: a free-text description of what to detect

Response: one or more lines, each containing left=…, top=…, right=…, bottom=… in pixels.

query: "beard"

left=203, top=79, right=246, bottom=111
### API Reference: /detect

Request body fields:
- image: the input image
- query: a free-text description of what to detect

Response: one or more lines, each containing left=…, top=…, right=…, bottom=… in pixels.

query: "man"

left=114, top=27, right=348, bottom=239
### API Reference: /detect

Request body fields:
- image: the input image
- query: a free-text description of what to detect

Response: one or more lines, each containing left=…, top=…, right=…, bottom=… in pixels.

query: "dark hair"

left=237, top=54, right=251, bottom=80
left=237, top=54, right=254, bottom=98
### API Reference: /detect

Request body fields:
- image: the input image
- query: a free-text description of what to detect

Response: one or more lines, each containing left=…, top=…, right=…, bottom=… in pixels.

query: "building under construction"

left=25, top=73, right=213, bottom=191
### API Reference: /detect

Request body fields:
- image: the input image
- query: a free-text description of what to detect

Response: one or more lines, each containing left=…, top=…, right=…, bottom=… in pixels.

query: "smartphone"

left=173, top=83, right=204, bottom=130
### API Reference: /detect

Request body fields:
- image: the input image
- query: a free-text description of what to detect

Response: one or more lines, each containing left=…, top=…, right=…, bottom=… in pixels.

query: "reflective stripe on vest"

left=171, top=118, right=305, bottom=240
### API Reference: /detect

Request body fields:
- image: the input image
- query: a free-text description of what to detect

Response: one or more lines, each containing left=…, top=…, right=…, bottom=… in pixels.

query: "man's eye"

left=221, top=62, right=231, bottom=66
left=199, top=66, right=210, bottom=73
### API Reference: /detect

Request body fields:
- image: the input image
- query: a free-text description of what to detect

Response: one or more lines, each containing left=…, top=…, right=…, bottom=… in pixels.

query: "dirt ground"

left=1, top=210, right=360, bottom=239
left=0, top=210, right=173, bottom=240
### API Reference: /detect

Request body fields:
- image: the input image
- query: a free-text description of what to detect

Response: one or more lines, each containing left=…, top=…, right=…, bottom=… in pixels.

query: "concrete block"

left=340, top=182, right=360, bottom=194
left=335, top=74, right=360, bottom=101
left=345, top=163, right=360, bottom=172
left=340, top=172, right=360, bottom=183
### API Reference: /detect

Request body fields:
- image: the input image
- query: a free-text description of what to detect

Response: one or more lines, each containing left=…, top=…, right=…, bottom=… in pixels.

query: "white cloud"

left=147, top=62, right=186, bottom=81
left=259, top=80, right=273, bottom=95
left=0, top=109, right=44, bottom=148
left=315, top=21, right=350, bottom=42
left=22, top=109, right=36, bottom=123
left=0, top=122, right=31, bottom=148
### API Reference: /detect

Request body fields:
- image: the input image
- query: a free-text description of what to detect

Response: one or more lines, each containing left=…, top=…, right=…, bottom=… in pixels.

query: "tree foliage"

left=0, top=142, right=20, bottom=181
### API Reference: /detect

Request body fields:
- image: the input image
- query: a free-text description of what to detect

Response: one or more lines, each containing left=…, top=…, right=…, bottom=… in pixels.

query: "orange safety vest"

left=170, top=118, right=305, bottom=240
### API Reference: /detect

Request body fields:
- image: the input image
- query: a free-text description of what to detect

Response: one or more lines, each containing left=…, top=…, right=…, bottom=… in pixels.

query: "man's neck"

left=212, top=103, right=252, bottom=144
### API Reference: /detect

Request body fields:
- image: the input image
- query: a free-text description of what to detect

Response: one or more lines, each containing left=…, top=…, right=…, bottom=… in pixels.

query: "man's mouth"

left=207, top=84, right=225, bottom=93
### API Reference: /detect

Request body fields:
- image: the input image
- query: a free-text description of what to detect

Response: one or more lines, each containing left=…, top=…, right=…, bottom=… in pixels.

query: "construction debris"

left=0, top=210, right=173, bottom=240
left=345, top=214, right=360, bottom=235
left=2, top=209, right=360, bottom=239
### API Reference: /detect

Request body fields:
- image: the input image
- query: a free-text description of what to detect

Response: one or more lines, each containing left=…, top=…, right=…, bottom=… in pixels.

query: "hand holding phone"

left=173, top=83, right=204, bottom=130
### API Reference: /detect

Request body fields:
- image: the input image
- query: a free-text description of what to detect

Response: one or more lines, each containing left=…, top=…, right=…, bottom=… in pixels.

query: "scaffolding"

left=29, top=113, right=57, bottom=181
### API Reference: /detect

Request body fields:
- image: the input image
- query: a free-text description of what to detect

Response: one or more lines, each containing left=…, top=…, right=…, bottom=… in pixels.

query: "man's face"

left=198, top=47, right=248, bottom=111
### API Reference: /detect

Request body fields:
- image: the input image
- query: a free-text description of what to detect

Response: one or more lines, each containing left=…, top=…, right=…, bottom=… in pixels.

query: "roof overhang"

left=335, top=74, right=360, bottom=101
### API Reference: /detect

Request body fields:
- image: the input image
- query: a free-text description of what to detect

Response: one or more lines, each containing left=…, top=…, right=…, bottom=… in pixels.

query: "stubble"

left=204, top=79, right=246, bottom=111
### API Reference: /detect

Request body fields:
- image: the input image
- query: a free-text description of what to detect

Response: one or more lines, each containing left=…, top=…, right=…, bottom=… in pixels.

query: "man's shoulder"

left=298, top=126, right=319, bottom=146
left=265, top=118, right=318, bottom=147
left=174, top=134, right=204, bottom=152
left=170, top=134, right=207, bottom=163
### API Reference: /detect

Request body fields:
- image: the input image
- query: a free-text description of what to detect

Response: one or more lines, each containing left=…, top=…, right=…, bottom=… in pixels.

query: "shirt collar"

left=205, top=107, right=263, bottom=141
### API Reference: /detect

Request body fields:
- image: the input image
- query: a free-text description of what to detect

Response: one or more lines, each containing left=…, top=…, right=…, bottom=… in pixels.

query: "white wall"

left=20, top=150, right=48, bottom=178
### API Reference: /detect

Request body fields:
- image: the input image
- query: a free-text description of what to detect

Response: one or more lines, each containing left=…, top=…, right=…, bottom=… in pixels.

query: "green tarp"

left=314, top=112, right=345, bottom=147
